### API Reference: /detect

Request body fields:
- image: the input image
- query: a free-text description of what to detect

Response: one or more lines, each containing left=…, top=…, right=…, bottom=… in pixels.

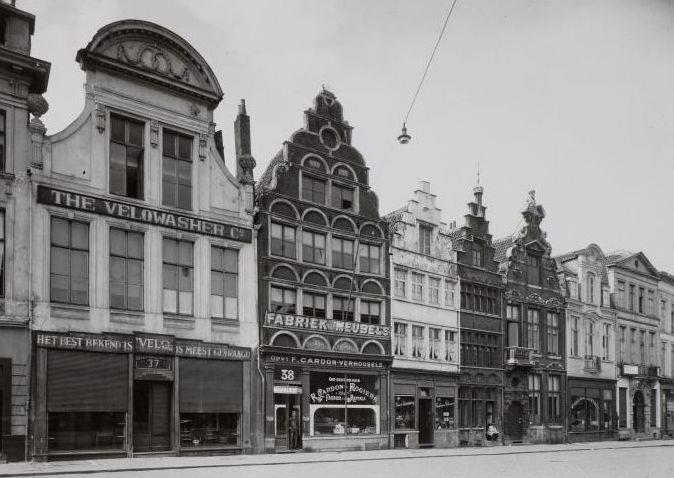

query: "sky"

left=27, top=0, right=674, bottom=271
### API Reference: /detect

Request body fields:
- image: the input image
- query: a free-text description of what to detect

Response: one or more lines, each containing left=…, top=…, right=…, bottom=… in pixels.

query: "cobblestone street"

left=1, top=442, right=672, bottom=478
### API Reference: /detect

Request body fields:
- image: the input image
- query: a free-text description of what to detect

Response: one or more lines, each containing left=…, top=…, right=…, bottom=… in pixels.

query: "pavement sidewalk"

left=1, top=440, right=673, bottom=477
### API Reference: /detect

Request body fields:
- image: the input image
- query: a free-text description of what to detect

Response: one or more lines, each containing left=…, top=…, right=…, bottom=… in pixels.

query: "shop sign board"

left=37, top=185, right=252, bottom=242
left=264, top=311, right=390, bottom=339
left=176, top=339, right=251, bottom=360
left=266, top=352, right=386, bottom=370
left=134, top=355, right=174, bottom=381
left=622, top=364, right=639, bottom=376
left=35, top=331, right=133, bottom=353
left=34, top=331, right=251, bottom=361
left=309, top=373, right=377, bottom=405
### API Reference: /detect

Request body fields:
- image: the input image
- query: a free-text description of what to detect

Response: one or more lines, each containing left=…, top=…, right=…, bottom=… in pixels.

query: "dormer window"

left=110, top=115, right=144, bottom=199
left=331, top=183, right=353, bottom=211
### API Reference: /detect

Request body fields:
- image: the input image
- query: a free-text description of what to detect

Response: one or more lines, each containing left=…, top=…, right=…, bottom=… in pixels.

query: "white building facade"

left=657, top=271, right=674, bottom=438
left=27, top=20, right=259, bottom=460
left=387, top=181, right=460, bottom=448
left=555, top=244, right=617, bottom=442
left=606, top=251, right=662, bottom=439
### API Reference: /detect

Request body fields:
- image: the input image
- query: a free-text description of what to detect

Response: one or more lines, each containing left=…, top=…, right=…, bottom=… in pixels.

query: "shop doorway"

left=633, top=390, right=645, bottom=433
left=133, top=381, right=171, bottom=452
left=504, top=401, right=524, bottom=442
left=418, top=398, right=434, bottom=446
left=274, top=392, right=302, bottom=450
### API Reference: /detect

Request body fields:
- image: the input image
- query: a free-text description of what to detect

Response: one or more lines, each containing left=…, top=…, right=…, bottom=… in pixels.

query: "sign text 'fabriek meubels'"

left=264, top=311, right=391, bottom=338
left=37, top=185, right=252, bottom=242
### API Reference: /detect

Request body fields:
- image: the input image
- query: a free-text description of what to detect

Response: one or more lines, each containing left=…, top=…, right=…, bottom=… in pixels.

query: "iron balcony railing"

left=504, top=346, right=533, bottom=366
left=584, top=355, right=601, bottom=372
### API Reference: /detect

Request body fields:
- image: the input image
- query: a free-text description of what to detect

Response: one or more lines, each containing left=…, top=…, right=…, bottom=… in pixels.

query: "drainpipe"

left=25, top=168, right=33, bottom=462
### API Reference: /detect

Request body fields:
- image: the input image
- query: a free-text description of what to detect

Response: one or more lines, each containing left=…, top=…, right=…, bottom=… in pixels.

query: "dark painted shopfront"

left=261, top=348, right=391, bottom=452
left=392, top=372, right=458, bottom=448
left=260, top=314, right=392, bottom=452
left=567, top=378, right=616, bottom=442
left=31, top=331, right=250, bottom=460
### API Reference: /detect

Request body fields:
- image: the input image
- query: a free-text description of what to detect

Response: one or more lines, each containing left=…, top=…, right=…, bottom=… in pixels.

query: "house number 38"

left=281, top=369, right=295, bottom=381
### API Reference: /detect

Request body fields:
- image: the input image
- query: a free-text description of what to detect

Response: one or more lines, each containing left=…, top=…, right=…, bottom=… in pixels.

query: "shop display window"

left=435, top=397, right=455, bottom=429
left=309, top=372, right=379, bottom=436
left=179, top=413, right=239, bottom=447
left=394, top=395, right=415, bottom=429
left=569, top=387, right=601, bottom=432
left=48, top=412, right=125, bottom=451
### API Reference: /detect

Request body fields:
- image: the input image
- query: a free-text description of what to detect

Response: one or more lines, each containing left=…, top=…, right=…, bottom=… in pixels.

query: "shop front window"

left=48, top=412, right=125, bottom=451
left=394, top=395, right=415, bottom=429
left=309, top=372, right=379, bottom=436
left=569, top=387, right=601, bottom=432
left=435, top=397, right=455, bottom=429
left=179, top=413, right=239, bottom=447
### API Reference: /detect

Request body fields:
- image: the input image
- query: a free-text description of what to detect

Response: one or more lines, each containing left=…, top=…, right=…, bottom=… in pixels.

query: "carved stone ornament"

left=150, top=119, right=159, bottom=148
left=117, top=43, right=191, bottom=83
left=199, top=133, right=208, bottom=161
left=27, top=93, right=49, bottom=118
left=95, top=103, right=106, bottom=133
left=526, top=293, right=544, bottom=305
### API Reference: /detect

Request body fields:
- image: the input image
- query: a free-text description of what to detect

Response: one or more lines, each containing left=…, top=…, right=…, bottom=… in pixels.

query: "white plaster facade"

left=606, top=251, right=662, bottom=438
left=657, top=272, right=674, bottom=437
left=556, top=245, right=617, bottom=382
left=388, top=181, right=460, bottom=374
left=25, top=20, right=260, bottom=458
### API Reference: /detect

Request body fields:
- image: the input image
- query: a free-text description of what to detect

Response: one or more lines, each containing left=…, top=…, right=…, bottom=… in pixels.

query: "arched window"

left=362, top=342, right=383, bottom=355
left=303, top=210, right=327, bottom=227
left=271, top=201, right=298, bottom=219
left=303, top=272, right=328, bottom=287
left=271, top=265, right=298, bottom=282
left=333, top=217, right=355, bottom=234
left=272, top=333, right=299, bottom=349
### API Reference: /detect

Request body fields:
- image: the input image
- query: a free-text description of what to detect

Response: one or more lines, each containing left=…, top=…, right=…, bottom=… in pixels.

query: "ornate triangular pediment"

left=76, top=20, right=223, bottom=106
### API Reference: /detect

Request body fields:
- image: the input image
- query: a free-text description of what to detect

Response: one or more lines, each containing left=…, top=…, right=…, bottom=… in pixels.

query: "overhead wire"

left=402, top=0, right=460, bottom=127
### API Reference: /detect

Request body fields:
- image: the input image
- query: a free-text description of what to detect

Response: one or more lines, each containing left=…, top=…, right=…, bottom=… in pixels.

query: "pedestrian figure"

left=288, top=409, right=299, bottom=450
left=486, top=423, right=499, bottom=442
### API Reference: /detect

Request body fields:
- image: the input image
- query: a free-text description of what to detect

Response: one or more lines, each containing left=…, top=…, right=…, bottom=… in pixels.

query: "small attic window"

left=0, top=16, right=6, bottom=46
left=635, top=260, right=639, bottom=269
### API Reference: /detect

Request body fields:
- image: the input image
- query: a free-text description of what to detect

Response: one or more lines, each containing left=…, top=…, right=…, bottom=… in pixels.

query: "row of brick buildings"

left=0, top=3, right=672, bottom=462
